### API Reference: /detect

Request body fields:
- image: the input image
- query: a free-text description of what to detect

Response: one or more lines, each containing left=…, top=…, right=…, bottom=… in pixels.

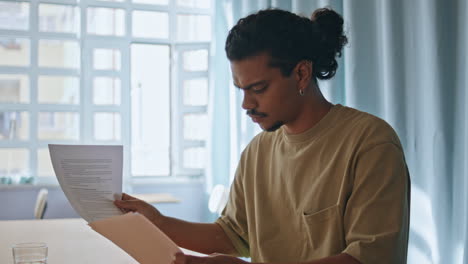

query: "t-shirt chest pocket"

left=302, top=204, right=345, bottom=254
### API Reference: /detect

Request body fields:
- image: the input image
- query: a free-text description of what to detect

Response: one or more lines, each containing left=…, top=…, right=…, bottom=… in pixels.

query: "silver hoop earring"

left=299, top=89, right=305, bottom=96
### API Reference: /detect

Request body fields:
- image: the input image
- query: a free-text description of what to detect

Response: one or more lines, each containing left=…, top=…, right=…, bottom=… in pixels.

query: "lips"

left=250, top=115, right=264, bottom=123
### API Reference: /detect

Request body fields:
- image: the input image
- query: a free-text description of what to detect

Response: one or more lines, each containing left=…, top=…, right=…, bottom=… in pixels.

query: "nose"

left=241, top=91, right=257, bottom=110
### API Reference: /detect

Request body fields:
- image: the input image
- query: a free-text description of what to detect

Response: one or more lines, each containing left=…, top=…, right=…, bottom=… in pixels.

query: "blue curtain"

left=208, top=0, right=468, bottom=263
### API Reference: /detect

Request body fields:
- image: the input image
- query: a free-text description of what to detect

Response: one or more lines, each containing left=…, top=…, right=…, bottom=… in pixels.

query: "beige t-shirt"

left=216, top=104, right=410, bottom=264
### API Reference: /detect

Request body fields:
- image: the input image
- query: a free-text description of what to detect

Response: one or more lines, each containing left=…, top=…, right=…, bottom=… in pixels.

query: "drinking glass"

left=12, top=242, right=48, bottom=264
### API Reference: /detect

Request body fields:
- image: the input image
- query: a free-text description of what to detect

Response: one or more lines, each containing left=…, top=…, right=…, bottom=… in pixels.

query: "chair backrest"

left=34, top=188, right=48, bottom=219
left=208, top=184, right=229, bottom=215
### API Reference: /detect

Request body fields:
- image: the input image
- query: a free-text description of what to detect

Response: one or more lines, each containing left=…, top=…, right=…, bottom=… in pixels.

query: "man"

left=115, top=8, right=410, bottom=264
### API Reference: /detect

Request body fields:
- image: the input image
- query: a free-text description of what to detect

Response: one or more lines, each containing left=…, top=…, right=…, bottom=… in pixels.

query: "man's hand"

left=114, top=193, right=164, bottom=226
left=173, top=252, right=248, bottom=264
left=115, top=193, right=237, bottom=256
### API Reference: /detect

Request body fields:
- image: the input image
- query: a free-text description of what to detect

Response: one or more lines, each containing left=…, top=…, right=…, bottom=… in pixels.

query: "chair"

left=208, top=184, right=229, bottom=215
left=34, top=188, right=48, bottom=219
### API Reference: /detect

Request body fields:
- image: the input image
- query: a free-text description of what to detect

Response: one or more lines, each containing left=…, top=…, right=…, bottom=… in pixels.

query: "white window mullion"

left=35, top=104, right=81, bottom=112
left=80, top=1, right=90, bottom=144
left=0, top=29, right=30, bottom=37
left=37, top=68, right=80, bottom=76
left=0, top=104, right=33, bottom=111
left=129, top=3, right=170, bottom=12
left=29, top=0, right=39, bottom=179
left=84, top=0, right=126, bottom=9
left=39, top=0, right=77, bottom=5
left=0, top=67, right=30, bottom=74
left=37, top=32, right=79, bottom=40
left=169, top=0, right=177, bottom=179
left=173, top=45, right=185, bottom=177
left=121, top=0, right=132, bottom=189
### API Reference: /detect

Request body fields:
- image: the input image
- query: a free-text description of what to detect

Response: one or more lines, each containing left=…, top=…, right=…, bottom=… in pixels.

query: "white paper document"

left=49, top=144, right=124, bottom=222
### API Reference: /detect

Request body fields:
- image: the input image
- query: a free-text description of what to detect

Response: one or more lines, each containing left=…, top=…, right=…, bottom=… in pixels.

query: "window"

left=0, top=0, right=213, bottom=184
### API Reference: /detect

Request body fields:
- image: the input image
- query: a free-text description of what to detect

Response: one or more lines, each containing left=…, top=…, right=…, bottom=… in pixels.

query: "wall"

left=0, top=181, right=210, bottom=223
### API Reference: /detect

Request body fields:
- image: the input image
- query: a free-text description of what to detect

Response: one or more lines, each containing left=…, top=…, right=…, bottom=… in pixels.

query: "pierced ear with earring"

left=297, top=60, right=312, bottom=97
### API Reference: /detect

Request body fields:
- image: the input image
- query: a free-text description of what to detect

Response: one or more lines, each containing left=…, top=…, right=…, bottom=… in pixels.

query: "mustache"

left=246, top=109, right=267, bottom=117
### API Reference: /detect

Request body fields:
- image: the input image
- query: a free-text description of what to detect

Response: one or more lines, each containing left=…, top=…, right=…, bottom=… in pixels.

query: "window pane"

left=183, top=114, right=208, bottom=141
left=39, top=40, right=80, bottom=69
left=0, top=74, right=29, bottom=103
left=37, top=148, right=54, bottom=177
left=93, top=77, right=121, bottom=105
left=177, top=0, right=210, bottom=9
left=94, top=112, right=121, bottom=141
left=132, top=0, right=169, bottom=5
left=93, top=48, right=121, bottom=71
left=131, top=44, right=170, bottom=176
left=38, top=112, right=79, bottom=140
left=177, top=15, right=211, bottom=41
left=132, top=11, right=168, bottom=39
left=38, top=76, right=79, bottom=104
left=39, top=4, right=80, bottom=34
left=87, top=7, right=125, bottom=36
left=0, top=1, right=29, bottom=31
left=183, top=49, right=208, bottom=71
left=0, top=111, right=29, bottom=140
left=183, top=147, right=205, bottom=169
left=0, top=37, right=30, bottom=66
left=184, top=78, right=207, bottom=106
left=0, top=148, right=29, bottom=177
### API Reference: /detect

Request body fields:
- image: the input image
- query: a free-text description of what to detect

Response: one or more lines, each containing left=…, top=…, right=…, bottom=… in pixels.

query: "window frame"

left=0, top=0, right=214, bottom=186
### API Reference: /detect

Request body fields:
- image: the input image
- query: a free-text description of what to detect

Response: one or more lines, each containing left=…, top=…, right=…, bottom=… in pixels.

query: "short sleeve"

left=215, top=156, right=250, bottom=257
left=343, top=143, right=410, bottom=264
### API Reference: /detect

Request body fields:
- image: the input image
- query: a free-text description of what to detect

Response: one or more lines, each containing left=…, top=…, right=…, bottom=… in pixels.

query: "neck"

left=283, top=86, right=333, bottom=135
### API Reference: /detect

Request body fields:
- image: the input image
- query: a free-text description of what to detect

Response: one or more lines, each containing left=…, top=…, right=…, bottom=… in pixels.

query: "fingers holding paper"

left=173, top=252, right=248, bottom=264
left=114, top=193, right=163, bottom=225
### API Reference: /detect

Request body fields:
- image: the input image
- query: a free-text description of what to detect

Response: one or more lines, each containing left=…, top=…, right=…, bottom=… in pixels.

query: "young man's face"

left=231, top=53, right=303, bottom=132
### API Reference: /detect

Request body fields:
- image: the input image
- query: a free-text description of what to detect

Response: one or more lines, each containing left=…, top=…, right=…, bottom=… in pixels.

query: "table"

left=0, top=218, right=200, bottom=263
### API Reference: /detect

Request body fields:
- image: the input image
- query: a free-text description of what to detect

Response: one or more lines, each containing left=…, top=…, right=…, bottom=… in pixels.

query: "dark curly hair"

left=225, top=8, right=348, bottom=80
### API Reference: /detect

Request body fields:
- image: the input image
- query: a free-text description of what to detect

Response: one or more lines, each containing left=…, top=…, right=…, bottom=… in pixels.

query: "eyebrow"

left=233, top=80, right=268, bottom=90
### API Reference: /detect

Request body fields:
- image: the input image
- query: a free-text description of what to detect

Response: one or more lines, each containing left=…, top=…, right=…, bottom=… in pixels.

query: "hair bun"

left=310, top=8, right=348, bottom=80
